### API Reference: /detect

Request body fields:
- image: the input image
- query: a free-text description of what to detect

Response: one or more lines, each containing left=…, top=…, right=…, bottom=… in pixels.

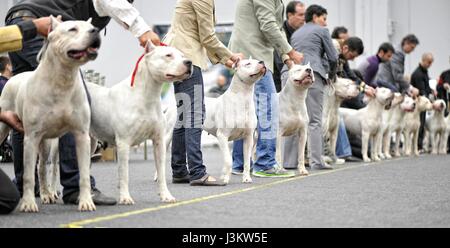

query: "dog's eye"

left=166, top=54, right=172, bottom=58
left=245, top=63, right=251, bottom=66
left=68, top=27, right=78, bottom=32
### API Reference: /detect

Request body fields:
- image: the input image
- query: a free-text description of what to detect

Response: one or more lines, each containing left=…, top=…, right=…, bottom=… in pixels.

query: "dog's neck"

left=433, top=110, right=445, bottom=119
left=131, top=60, right=163, bottom=103
left=35, top=48, right=80, bottom=87
left=365, top=97, right=386, bottom=118
left=229, top=76, right=255, bottom=96
left=280, top=79, right=308, bottom=112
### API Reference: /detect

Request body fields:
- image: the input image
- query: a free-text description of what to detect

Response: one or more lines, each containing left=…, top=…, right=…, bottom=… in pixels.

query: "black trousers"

left=0, top=168, right=20, bottom=214
left=7, top=17, right=96, bottom=198
left=418, top=112, right=426, bottom=150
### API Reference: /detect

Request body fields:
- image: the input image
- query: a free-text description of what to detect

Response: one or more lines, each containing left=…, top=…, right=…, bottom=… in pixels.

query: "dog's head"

left=142, top=42, right=192, bottom=82
left=288, top=62, right=314, bottom=88
left=416, top=96, right=433, bottom=112
left=390, top=93, right=405, bottom=108
left=370, top=87, right=394, bottom=107
left=334, top=77, right=359, bottom=100
left=233, top=58, right=266, bottom=85
left=41, top=16, right=101, bottom=65
left=432, top=99, right=446, bottom=112
left=400, top=94, right=415, bottom=112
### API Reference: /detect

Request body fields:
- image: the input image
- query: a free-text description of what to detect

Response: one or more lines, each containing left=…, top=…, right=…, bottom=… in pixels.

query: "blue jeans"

left=171, top=66, right=207, bottom=181
left=232, top=70, right=277, bottom=172
left=335, top=119, right=352, bottom=158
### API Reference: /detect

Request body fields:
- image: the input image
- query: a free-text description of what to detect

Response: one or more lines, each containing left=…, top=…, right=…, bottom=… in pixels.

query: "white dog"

left=164, top=58, right=266, bottom=184
left=424, top=99, right=447, bottom=154
left=322, top=78, right=359, bottom=164
left=0, top=17, right=99, bottom=212
left=277, top=63, right=315, bottom=176
left=340, top=87, right=394, bottom=162
left=87, top=42, right=192, bottom=204
left=380, top=94, right=415, bottom=158
left=402, top=96, right=433, bottom=156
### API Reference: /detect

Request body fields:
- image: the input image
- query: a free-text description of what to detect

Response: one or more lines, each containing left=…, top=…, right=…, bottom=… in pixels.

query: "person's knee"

left=0, top=190, right=20, bottom=215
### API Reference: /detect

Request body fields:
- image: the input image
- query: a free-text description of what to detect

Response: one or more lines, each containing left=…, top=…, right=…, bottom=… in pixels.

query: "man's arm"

left=193, top=0, right=233, bottom=65
left=390, top=53, right=410, bottom=92
left=93, top=0, right=159, bottom=46
left=253, top=0, right=296, bottom=62
left=321, top=28, right=338, bottom=80
left=0, top=109, right=24, bottom=133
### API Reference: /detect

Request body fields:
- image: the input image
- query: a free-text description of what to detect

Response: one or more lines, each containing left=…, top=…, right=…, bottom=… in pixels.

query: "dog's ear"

left=86, top=18, right=92, bottom=24
left=145, top=40, right=156, bottom=54
left=232, top=57, right=241, bottom=70
left=49, top=15, right=62, bottom=34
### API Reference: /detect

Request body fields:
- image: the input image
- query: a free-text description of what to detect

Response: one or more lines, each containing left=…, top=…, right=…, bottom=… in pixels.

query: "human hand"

left=139, top=30, right=160, bottom=47
left=287, top=49, right=304, bottom=64
left=443, top=83, right=450, bottom=91
left=33, top=16, right=62, bottom=37
left=364, top=85, right=376, bottom=97
left=0, top=111, right=24, bottom=133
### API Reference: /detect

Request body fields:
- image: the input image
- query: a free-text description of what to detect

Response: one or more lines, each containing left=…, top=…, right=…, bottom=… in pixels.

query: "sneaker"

left=252, top=166, right=296, bottom=178
left=172, top=174, right=190, bottom=184
left=313, top=163, right=333, bottom=170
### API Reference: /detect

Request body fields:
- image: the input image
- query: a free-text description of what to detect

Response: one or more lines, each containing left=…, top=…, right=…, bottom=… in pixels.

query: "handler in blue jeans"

left=229, top=0, right=303, bottom=177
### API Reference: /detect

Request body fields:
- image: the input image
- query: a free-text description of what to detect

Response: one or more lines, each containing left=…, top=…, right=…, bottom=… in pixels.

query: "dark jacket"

left=411, top=63, right=432, bottom=98
left=6, top=0, right=111, bottom=30
left=336, top=54, right=362, bottom=85
left=437, top=69, right=450, bottom=114
left=0, top=76, right=8, bottom=95
left=273, top=21, right=296, bottom=92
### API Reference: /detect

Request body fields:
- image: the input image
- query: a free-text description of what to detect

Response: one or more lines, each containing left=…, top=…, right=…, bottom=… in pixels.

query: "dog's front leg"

left=438, top=132, right=447, bottom=154
left=275, top=130, right=282, bottom=166
left=404, top=131, right=412, bottom=156
left=116, top=139, right=134, bottom=205
left=216, top=131, right=232, bottom=184
left=152, top=133, right=176, bottom=203
left=20, top=135, right=40, bottom=212
left=430, top=132, right=438, bottom=155
left=383, top=129, right=392, bottom=159
left=372, top=132, right=381, bottom=162
left=394, top=131, right=402, bottom=157
left=38, top=140, right=56, bottom=204
left=73, top=130, right=95, bottom=211
left=413, top=129, right=420, bottom=156
left=297, top=128, right=309, bottom=176
left=361, top=130, right=371, bottom=163
left=49, top=139, right=60, bottom=199
left=242, top=133, right=253, bottom=183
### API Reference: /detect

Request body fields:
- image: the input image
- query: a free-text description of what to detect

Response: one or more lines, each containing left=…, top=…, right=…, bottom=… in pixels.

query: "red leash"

left=130, top=42, right=168, bottom=87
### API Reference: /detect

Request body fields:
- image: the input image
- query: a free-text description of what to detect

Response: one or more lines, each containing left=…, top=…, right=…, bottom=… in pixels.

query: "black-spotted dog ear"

left=232, top=57, right=241, bottom=70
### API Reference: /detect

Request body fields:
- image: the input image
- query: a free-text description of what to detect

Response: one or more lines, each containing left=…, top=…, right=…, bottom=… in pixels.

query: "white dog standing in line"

left=424, top=99, right=447, bottom=154
left=379, top=94, right=415, bottom=159
left=277, top=63, right=315, bottom=176
left=322, top=78, right=360, bottom=164
left=340, top=87, right=394, bottom=162
left=164, top=58, right=266, bottom=184
left=402, top=96, right=433, bottom=156
left=0, top=18, right=99, bottom=212
left=87, top=42, right=192, bottom=204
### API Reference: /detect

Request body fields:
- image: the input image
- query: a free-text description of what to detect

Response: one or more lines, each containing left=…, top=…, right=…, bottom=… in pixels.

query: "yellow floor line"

left=61, top=162, right=378, bottom=228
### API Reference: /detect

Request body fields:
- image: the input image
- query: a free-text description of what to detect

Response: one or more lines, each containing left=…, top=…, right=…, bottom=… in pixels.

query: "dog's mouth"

left=250, top=67, right=266, bottom=78
left=432, top=103, right=445, bottom=111
left=294, top=74, right=313, bottom=85
left=165, top=70, right=191, bottom=81
left=68, top=38, right=101, bottom=60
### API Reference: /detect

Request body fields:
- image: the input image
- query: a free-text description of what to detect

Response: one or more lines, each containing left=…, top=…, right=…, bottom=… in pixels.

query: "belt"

left=6, top=10, right=37, bottom=23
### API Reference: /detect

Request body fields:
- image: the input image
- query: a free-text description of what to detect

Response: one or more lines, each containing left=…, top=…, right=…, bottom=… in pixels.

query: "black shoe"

left=313, top=163, right=334, bottom=170
left=63, top=188, right=117, bottom=205
left=172, top=174, right=190, bottom=184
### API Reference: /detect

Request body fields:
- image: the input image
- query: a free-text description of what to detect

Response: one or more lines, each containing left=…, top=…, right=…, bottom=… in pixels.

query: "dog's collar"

left=130, top=42, right=168, bottom=87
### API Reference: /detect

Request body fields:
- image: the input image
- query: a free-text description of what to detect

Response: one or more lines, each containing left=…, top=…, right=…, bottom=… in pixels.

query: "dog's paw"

left=384, top=154, right=392, bottom=160
left=378, top=154, right=386, bottom=160
left=363, top=157, right=371, bottom=163
left=431, top=151, right=438, bottom=155
left=298, top=169, right=309, bottom=176
left=222, top=174, right=230, bottom=184
left=41, top=193, right=57, bottom=205
left=19, top=198, right=39, bottom=213
left=160, top=192, right=176, bottom=203
left=119, top=195, right=135, bottom=205
left=153, top=172, right=158, bottom=182
left=242, top=174, right=252, bottom=183
left=394, top=152, right=401, bottom=157
left=373, top=156, right=381, bottom=162
left=78, top=197, right=96, bottom=212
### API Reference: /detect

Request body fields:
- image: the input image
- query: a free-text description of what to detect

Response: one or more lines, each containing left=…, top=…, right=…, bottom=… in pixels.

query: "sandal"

left=190, top=174, right=226, bottom=186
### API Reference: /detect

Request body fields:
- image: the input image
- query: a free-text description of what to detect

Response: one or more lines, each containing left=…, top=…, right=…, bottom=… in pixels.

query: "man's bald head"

left=421, top=52, right=434, bottom=69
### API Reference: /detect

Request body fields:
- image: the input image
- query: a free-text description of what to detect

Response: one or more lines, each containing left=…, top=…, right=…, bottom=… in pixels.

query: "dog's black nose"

left=305, top=68, right=312, bottom=74
left=258, top=61, right=265, bottom=65
left=89, top=28, right=99, bottom=34
left=184, top=60, right=192, bottom=67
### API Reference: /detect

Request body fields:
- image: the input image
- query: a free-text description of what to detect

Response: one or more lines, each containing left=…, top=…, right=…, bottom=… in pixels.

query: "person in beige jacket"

left=229, top=0, right=303, bottom=177
left=164, top=0, right=242, bottom=186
